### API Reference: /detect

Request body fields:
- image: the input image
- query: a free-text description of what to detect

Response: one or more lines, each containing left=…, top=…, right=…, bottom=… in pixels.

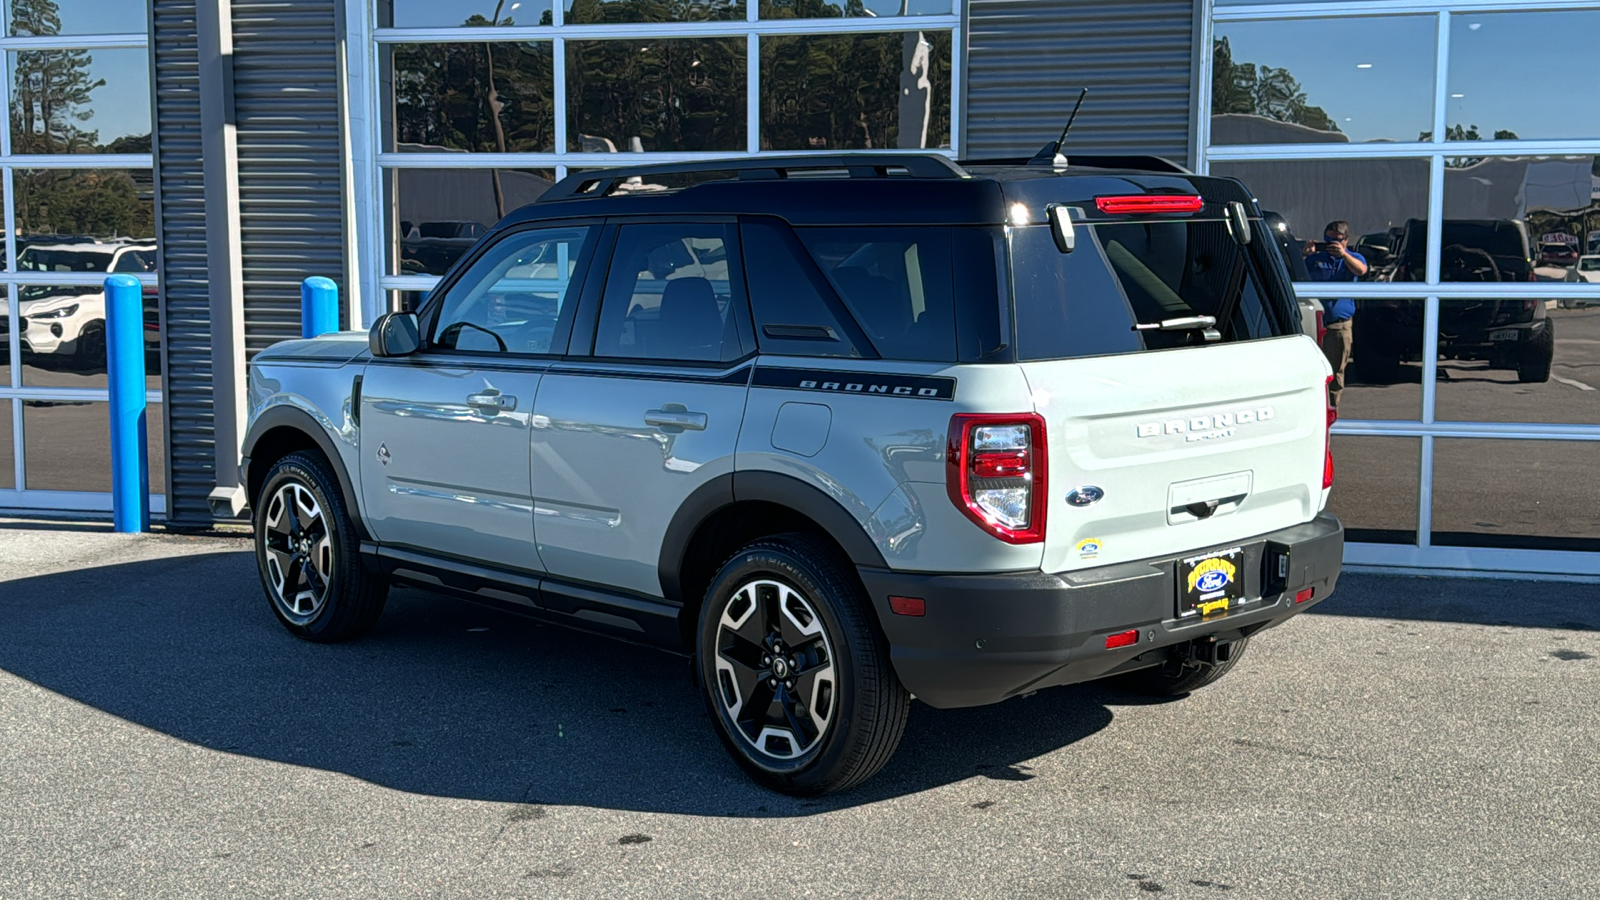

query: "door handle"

left=645, top=409, right=708, bottom=431
left=467, top=391, right=518, bottom=414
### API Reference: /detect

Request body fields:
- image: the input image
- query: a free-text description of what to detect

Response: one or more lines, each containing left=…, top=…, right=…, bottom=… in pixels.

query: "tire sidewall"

left=696, top=542, right=868, bottom=792
left=255, top=455, right=347, bottom=638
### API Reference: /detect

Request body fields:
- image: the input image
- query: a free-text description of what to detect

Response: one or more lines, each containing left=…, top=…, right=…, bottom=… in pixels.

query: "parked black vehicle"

left=1355, top=218, right=1553, bottom=384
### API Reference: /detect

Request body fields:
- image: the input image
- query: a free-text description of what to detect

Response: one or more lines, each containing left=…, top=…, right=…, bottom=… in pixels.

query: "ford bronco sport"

left=242, top=151, right=1343, bottom=795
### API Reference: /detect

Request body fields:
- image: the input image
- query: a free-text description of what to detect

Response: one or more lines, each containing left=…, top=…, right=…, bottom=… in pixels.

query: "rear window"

left=1012, top=218, right=1298, bottom=361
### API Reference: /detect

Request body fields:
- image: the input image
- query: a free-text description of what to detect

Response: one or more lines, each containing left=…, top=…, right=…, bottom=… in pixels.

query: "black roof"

left=496, top=152, right=1252, bottom=230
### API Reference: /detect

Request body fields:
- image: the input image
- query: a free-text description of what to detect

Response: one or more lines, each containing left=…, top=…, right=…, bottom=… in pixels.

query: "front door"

left=359, top=224, right=596, bottom=571
left=531, top=221, right=754, bottom=598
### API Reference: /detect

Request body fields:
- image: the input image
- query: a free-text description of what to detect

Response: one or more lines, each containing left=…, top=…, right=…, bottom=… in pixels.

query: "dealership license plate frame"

left=1178, top=546, right=1245, bottom=618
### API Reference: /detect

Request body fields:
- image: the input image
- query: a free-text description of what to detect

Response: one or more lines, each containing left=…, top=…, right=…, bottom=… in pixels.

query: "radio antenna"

left=1051, top=88, right=1089, bottom=167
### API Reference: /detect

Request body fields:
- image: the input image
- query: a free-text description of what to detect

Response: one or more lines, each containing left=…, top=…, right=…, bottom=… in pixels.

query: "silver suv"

left=242, top=153, right=1344, bottom=795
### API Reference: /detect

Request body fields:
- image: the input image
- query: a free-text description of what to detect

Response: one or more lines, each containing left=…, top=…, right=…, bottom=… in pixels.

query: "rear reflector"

left=1295, top=587, right=1315, bottom=604
left=1095, top=194, right=1204, bottom=215
left=889, top=596, right=926, bottom=617
left=1105, top=629, right=1140, bottom=649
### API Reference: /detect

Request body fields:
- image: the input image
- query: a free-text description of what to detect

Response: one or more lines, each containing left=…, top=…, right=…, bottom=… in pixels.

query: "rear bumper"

left=858, top=512, right=1343, bottom=708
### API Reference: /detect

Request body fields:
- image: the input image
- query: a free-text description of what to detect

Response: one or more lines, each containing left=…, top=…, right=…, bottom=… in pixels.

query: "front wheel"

left=254, top=450, right=388, bottom=642
left=697, top=534, right=908, bottom=795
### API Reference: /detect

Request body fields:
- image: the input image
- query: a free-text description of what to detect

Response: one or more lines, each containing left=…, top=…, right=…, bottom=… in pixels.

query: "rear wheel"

left=697, top=534, right=908, bottom=795
left=255, top=450, right=387, bottom=642
left=1109, top=637, right=1251, bottom=697
left=1517, top=321, right=1554, bottom=383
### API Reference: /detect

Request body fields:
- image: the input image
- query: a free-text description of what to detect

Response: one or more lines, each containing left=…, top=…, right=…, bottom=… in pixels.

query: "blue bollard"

left=104, top=274, right=150, bottom=533
left=301, top=276, right=340, bottom=339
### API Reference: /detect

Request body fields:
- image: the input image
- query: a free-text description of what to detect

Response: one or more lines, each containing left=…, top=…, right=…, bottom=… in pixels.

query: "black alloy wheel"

left=697, top=534, right=908, bottom=795
left=254, top=450, right=387, bottom=642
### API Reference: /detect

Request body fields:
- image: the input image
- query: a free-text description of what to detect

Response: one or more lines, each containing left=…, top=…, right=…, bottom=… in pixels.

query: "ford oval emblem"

left=1066, top=486, right=1104, bottom=507
left=1196, top=570, right=1231, bottom=593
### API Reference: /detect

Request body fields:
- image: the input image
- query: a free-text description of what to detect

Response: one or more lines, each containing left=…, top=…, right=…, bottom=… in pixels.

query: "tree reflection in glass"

left=566, top=38, right=746, bottom=153
left=760, top=29, right=951, bottom=151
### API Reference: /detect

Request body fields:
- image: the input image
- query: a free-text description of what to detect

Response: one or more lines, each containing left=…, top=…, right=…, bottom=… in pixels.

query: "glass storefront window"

left=1431, top=300, right=1597, bottom=426
left=10, top=48, right=152, bottom=154
left=380, top=0, right=554, bottom=27
left=566, top=38, right=746, bottom=153
left=385, top=168, right=556, bottom=275
left=0, top=400, right=12, bottom=489
left=1446, top=10, right=1600, bottom=143
left=1441, top=155, right=1598, bottom=285
left=1432, top=438, right=1600, bottom=552
left=9, top=0, right=147, bottom=36
left=1322, top=299, right=1424, bottom=422
left=761, top=30, right=951, bottom=151
left=1210, top=158, right=1429, bottom=278
left=563, top=0, right=745, bottom=24
left=18, top=280, right=161, bottom=390
left=1211, top=17, right=1435, bottom=145
left=22, top=399, right=165, bottom=494
left=1327, top=436, right=1419, bottom=545
left=384, top=42, right=556, bottom=154
left=14, top=169, right=157, bottom=243
left=760, top=0, right=949, bottom=18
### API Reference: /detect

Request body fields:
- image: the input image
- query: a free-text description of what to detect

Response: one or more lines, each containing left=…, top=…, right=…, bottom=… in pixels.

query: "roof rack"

left=959, top=153, right=1193, bottom=175
left=539, top=153, right=967, bottom=202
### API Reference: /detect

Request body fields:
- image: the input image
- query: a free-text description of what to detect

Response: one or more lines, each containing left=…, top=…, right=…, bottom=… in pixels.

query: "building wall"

left=963, top=0, right=1198, bottom=163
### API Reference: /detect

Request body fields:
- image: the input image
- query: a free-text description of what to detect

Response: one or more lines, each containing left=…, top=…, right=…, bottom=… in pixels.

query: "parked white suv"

left=18, top=241, right=157, bottom=367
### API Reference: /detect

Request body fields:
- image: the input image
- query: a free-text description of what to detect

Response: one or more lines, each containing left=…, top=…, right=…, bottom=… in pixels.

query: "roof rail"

left=539, top=153, right=967, bottom=202
left=959, top=153, right=1193, bottom=175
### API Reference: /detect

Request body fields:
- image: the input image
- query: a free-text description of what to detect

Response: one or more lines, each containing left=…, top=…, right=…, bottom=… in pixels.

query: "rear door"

left=530, top=220, right=754, bottom=600
left=1006, top=196, right=1331, bottom=574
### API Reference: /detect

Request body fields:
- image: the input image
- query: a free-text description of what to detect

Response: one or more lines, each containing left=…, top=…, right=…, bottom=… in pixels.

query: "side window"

left=741, top=219, right=864, bottom=359
left=797, top=227, right=958, bottom=362
left=593, top=223, right=746, bottom=364
left=113, top=250, right=153, bottom=273
left=431, top=225, right=592, bottom=355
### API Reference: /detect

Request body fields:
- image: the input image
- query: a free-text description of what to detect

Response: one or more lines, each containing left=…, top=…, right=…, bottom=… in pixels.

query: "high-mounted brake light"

left=947, top=414, right=1048, bottom=544
left=1094, top=194, right=1204, bottom=215
left=1323, top=375, right=1336, bottom=490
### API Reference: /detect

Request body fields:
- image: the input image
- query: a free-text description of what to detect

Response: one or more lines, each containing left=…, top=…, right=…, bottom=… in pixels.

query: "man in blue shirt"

left=1302, top=220, right=1368, bottom=408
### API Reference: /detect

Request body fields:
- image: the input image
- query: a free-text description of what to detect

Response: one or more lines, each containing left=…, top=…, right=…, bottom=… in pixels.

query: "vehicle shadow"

left=1306, top=571, right=1600, bottom=631
left=0, top=548, right=1120, bottom=817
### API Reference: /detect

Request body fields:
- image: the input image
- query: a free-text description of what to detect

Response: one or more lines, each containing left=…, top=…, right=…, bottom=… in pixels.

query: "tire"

left=696, top=533, right=909, bottom=795
left=1517, top=320, right=1554, bottom=384
left=74, top=321, right=107, bottom=372
left=1108, top=637, right=1251, bottom=697
left=254, top=450, right=388, bottom=642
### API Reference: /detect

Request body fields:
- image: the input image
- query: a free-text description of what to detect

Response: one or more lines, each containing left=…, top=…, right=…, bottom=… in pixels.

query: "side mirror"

left=369, top=312, right=421, bottom=357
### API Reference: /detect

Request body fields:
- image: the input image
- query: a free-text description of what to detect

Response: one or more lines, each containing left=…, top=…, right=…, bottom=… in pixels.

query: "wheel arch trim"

left=657, top=471, right=889, bottom=606
left=241, top=405, right=367, bottom=540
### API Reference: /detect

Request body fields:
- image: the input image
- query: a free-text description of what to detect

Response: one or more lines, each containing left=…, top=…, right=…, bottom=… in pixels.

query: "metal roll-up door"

left=151, top=0, right=215, bottom=525
left=231, top=0, right=348, bottom=355
left=964, top=0, right=1197, bottom=163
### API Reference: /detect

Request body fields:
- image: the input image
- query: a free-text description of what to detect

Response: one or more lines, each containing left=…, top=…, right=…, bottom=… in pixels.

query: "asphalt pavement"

left=1, top=523, right=1598, bottom=899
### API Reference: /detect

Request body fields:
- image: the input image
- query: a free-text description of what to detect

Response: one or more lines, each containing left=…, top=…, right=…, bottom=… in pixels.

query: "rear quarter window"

left=798, top=227, right=958, bottom=363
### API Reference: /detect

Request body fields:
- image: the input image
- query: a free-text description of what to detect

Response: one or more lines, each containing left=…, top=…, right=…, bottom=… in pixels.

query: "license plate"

left=1489, top=328, right=1519, bottom=342
left=1178, top=547, right=1245, bottom=618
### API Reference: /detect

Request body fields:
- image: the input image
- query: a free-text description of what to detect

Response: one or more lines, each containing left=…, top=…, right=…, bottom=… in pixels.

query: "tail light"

left=1315, top=309, right=1326, bottom=346
left=1322, top=375, right=1336, bottom=489
left=947, top=413, right=1047, bottom=544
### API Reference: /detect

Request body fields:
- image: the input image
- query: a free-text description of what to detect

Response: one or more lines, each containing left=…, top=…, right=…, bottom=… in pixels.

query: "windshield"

left=18, top=248, right=113, bottom=272
left=1011, top=218, right=1298, bottom=361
